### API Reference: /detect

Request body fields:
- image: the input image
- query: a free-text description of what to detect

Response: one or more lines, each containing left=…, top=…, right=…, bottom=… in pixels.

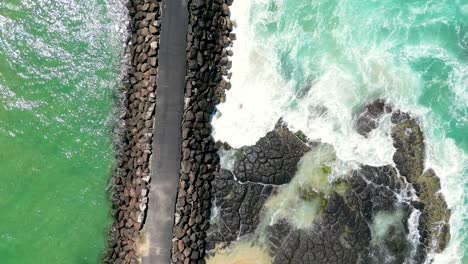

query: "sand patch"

left=135, top=231, right=149, bottom=262
left=206, top=242, right=272, bottom=264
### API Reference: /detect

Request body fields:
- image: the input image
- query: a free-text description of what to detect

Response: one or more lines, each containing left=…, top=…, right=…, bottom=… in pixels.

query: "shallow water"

left=213, top=0, right=468, bottom=263
left=0, top=0, right=127, bottom=263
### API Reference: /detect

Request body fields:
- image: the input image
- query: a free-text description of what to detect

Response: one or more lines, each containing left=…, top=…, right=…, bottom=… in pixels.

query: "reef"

left=391, top=115, right=451, bottom=258
left=205, top=101, right=451, bottom=264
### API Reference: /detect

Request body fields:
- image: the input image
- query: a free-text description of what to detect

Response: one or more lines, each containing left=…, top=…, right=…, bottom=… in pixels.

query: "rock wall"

left=171, top=0, right=234, bottom=262
left=105, top=0, right=161, bottom=263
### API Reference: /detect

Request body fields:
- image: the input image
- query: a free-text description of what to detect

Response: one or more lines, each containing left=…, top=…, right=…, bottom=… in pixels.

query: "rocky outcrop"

left=416, top=169, right=451, bottom=253
left=206, top=151, right=413, bottom=263
left=266, top=193, right=371, bottom=264
left=206, top=123, right=310, bottom=252
left=355, top=100, right=451, bottom=261
left=391, top=111, right=451, bottom=257
left=354, top=99, right=390, bottom=136
left=233, top=121, right=311, bottom=185
left=105, top=1, right=161, bottom=263
left=170, top=0, right=234, bottom=262
left=206, top=101, right=450, bottom=263
left=345, top=166, right=412, bottom=264
left=206, top=169, right=278, bottom=251
left=346, top=165, right=408, bottom=220
left=263, top=164, right=413, bottom=264
left=391, top=118, right=425, bottom=183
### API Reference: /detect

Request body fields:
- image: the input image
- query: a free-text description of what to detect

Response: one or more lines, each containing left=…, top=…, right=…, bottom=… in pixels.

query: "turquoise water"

left=213, top=0, right=468, bottom=263
left=0, top=0, right=126, bottom=263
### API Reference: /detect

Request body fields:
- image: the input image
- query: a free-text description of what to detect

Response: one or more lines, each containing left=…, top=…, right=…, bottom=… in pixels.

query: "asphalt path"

left=142, top=0, right=188, bottom=263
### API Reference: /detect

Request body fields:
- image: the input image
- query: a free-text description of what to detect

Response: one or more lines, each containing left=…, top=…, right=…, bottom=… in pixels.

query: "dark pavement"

left=142, top=0, right=188, bottom=263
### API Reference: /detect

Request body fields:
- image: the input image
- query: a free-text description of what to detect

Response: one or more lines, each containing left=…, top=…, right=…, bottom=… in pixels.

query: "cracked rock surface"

left=233, top=121, right=311, bottom=185
left=263, top=164, right=412, bottom=264
left=206, top=102, right=450, bottom=264
left=266, top=193, right=371, bottom=264
left=206, top=169, right=278, bottom=251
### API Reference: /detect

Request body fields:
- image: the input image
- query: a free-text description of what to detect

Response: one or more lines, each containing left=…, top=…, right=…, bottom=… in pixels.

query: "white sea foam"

left=214, top=0, right=468, bottom=263
left=213, top=1, right=398, bottom=167
left=283, top=66, right=397, bottom=167
left=427, top=136, right=467, bottom=264
left=406, top=209, right=422, bottom=263
left=212, top=0, right=293, bottom=148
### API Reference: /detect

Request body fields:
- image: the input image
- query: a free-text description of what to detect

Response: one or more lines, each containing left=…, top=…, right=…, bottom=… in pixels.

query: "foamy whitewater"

left=212, top=0, right=468, bottom=263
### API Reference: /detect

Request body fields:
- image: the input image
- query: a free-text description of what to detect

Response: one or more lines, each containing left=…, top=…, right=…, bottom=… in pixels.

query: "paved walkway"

left=142, top=0, right=188, bottom=263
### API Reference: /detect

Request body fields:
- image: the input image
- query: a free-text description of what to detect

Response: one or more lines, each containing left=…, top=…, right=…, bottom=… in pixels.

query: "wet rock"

left=221, top=4, right=230, bottom=16
left=206, top=169, right=278, bottom=251
left=416, top=169, right=451, bottom=253
left=391, top=118, right=424, bottom=183
left=266, top=193, right=371, bottom=264
left=346, top=165, right=406, bottom=219
left=233, top=121, right=311, bottom=185
left=138, top=27, right=149, bottom=37
left=391, top=110, right=411, bottom=124
left=354, top=99, right=386, bottom=136
left=192, top=0, right=205, bottom=9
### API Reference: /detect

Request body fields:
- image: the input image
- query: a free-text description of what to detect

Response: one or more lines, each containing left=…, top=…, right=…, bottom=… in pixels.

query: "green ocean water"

left=214, top=0, right=468, bottom=263
left=0, top=1, right=126, bottom=263
left=252, top=0, right=468, bottom=150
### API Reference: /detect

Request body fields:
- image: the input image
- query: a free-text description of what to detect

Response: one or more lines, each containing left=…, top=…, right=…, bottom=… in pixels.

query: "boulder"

left=354, top=99, right=386, bottom=136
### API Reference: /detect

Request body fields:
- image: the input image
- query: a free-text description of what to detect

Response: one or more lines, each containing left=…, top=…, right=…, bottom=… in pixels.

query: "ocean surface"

left=212, top=0, right=468, bottom=263
left=0, top=0, right=127, bottom=263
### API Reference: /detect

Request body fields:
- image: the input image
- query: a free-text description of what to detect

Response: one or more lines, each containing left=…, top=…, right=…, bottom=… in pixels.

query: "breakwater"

left=171, top=0, right=234, bottom=262
left=106, top=0, right=161, bottom=263
left=105, top=0, right=233, bottom=262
